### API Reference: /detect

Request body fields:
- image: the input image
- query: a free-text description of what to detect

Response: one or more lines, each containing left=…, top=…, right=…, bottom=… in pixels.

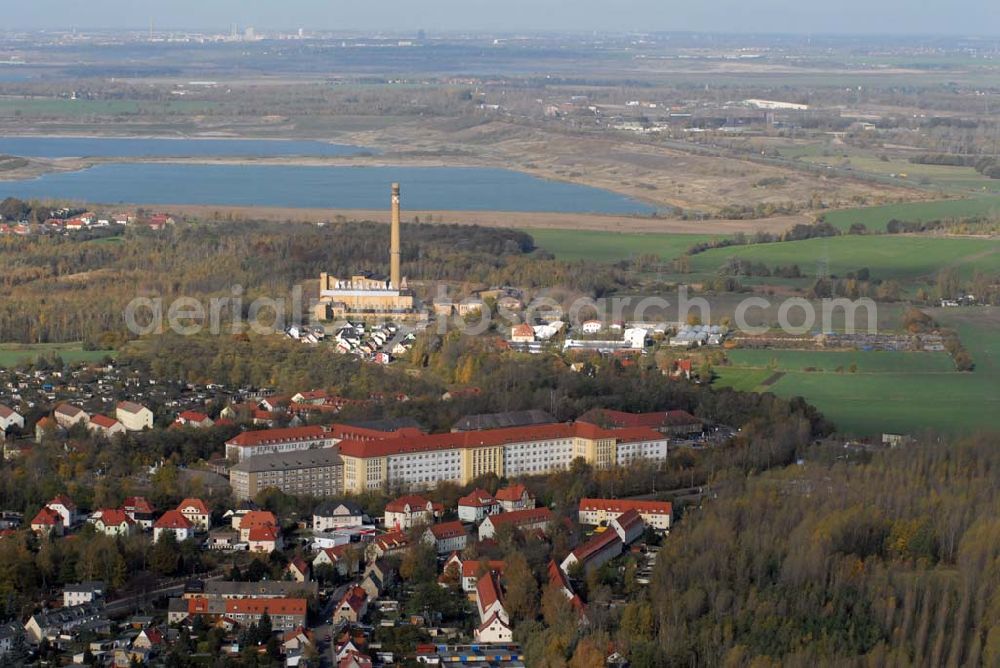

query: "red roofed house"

left=478, top=507, right=553, bottom=541
left=494, top=484, right=534, bottom=512
left=153, top=510, right=194, bottom=543
left=474, top=572, right=511, bottom=643
left=369, top=530, right=410, bottom=560
left=88, top=414, right=126, bottom=438
left=92, top=508, right=135, bottom=537
left=287, top=556, right=310, bottom=583
left=176, top=498, right=211, bottom=531
left=30, top=506, right=64, bottom=536
left=181, top=596, right=306, bottom=631
left=422, top=520, right=468, bottom=554
left=460, top=560, right=505, bottom=593
left=560, top=527, right=622, bottom=577
left=579, top=498, right=673, bottom=531
left=0, top=404, right=25, bottom=433
left=457, top=489, right=500, bottom=523
left=333, top=586, right=369, bottom=624
left=133, top=627, right=164, bottom=650
left=384, top=495, right=438, bottom=530
left=313, top=544, right=361, bottom=577
left=248, top=525, right=282, bottom=554
left=547, top=560, right=587, bottom=621
left=123, top=496, right=156, bottom=530
left=510, top=323, right=535, bottom=343
left=577, top=407, right=703, bottom=438
left=116, top=401, right=154, bottom=431
left=237, top=511, right=278, bottom=542
left=47, top=494, right=78, bottom=529
left=174, top=410, right=214, bottom=429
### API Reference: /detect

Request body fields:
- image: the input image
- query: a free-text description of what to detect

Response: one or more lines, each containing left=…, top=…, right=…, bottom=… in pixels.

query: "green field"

left=0, top=343, right=115, bottom=367
left=528, top=228, right=721, bottom=263
left=823, top=196, right=1000, bottom=232
left=725, top=349, right=955, bottom=373
left=715, top=309, right=1000, bottom=436
left=688, top=235, right=1000, bottom=282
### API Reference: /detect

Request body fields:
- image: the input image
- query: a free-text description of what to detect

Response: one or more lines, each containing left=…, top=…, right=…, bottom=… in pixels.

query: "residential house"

left=123, top=497, right=156, bottom=530
left=510, top=324, right=535, bottom=343
left=313, top=545, right=360, bottom=577
left=384, top=494, right=438, bottom=530
left=423, top=521, right=468, bottom=554
left=236, top=510, right=278, bottom=541
left=333, top=587, right=369, bottom=624
left=88, top=414, right=126, bottom=438
left=313, top=500, right=365, bottom=532
left=24, top=603, right=110, bottom=644
left=578, top=498, right=672, bottom=531
left=176, top=498, right=211, bottom=531
left=560, top=509, right=645, bottom=576
left=54, top=404, right=89, bottom=430
left=179, top=597, right=306, bottom=631
left=34, top=416, right=57, bottom=443
left=30, top=507, right=63, bottom=536
left=0, top=622, right=24, bottom=657
left=174, top=410, right=214, bottom=428
left=116, top=401, right=154, bottom=431
left=369, top=530, right=410, bottom=560
left=474, top=572, right=512, bottom=643
left=248, top=525, right=282, bottom=554
left=0, top=404, right=24, bottom=434
left=457, top=489, right=500, bottom=523
left=91, top=508, right=135, bottom=536
left=46, top=495, right=78, bottom=529
left=133, top=627, right=164, bottom=650
left=63, top=582, right=105, bottom=608
left=494, top=484, right=535, bottom=512
left=153, top=510, right=195, bottom=543
left=287, top=557, right=310, bottom=583
left=478, top=507, right=553, bottom=540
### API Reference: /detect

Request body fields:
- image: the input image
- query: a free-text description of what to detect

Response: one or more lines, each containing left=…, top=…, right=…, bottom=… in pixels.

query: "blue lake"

left=0, top=136, right=370, bottom=158
left=0, top=163, right=655, bottom=214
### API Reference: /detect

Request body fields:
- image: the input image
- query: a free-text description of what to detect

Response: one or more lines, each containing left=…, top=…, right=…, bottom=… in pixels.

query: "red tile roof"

left=177, top=498, right=209, bottom=515
left=177, top=410, right=211, bottom=423
left=239, top=510, right=277, bottom=530
left=338, top=586, right=368, bottom=614
left=428, top=521, right=466, bottom=540
left=580, top=498, right=673, bottom=516
left=385, top=495, right=433, bottom=514
left=94, top=508, right=133, bottom=527
left=486, top=507, right=553, bottom=529
left=124, top=496, right=155, bottom=514
left=49, top=494, right=76, bottom=510
left=374, top=530, right=409, bottom=551
left=187, top=596, right=306, bottom=616
left=226, top=425, right=330, bottom=448
left=577, top=408, right=701, bottom=429
left=571, top=528, right=622, bottom=563
left=476, top=571, right=504, bottom=610
left=458, top=489, right=497, bottom=508
left=462, top=560, right=505, bottom=578
left=494, top=483, right=530, bottom=503
left=338, top=422, right=615, bottom=459
left=154, top=510, right=193, bottom=530
left=248, top=525, right=279, bottom=542
left=31, top=507, right=61, bottom=526
left=89, top=414, right=121, bottom=429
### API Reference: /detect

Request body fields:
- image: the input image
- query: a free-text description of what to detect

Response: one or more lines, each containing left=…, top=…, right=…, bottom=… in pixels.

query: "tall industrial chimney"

left=390, top=182, right=401, bottom=289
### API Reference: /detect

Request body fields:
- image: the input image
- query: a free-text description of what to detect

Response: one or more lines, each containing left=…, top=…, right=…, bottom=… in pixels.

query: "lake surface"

left=0, top=163, right=655, bottom=214
left=0, top=136, right=370, bottom=158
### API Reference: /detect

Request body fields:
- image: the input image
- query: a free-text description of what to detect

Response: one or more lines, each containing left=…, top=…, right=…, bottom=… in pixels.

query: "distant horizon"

left=4, top=0, right=998, bottom=38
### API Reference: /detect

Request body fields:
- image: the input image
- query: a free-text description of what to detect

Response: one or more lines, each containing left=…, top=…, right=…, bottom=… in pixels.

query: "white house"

left=46, top=495, right=78, bottom=529
left=153, top=510, right=195, bottom=543
left=176, top=498, right=211, bottom=531
left=63, top=582, right=105, bottom=608
left=53, top=404, right=89, bottom=430
left=457, top=489, right=501, bottom=523
left=422, top=521, right=468, bottom=554
left=313, top=501, right=364, bottom=532
left=384, top=495, right=437, bottom=531
left=88, top=414, right=127, bottom=438
left=116, top=401, right=153, bottom=431
left=91, top=509, right=135, bottom=537
left=0, top=405, right=25, bottom=433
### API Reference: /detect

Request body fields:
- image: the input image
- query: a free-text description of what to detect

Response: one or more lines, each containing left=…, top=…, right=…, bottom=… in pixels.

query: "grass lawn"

left=724, top=349, right=956, bottom=373
left=715, top=308, right=1000, bottom=436
left=528, top=228, right=722, bottom=263
left=823, top=196, right=1000, bottom=232
left=0, top=342, right=115, bottom=367
left=688, top=235, right=1000, bottom=282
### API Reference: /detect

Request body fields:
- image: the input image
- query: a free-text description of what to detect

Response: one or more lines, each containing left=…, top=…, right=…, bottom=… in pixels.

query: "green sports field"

left=528, top=228, right=722, bottom=263
left=688, top=235, right=1000, bottom=282
left=0, top=342, right=115, bottom=368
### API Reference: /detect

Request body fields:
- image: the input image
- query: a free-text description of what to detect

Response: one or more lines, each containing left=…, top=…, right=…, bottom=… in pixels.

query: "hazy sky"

left=6, top=0, right=999, bottom=36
